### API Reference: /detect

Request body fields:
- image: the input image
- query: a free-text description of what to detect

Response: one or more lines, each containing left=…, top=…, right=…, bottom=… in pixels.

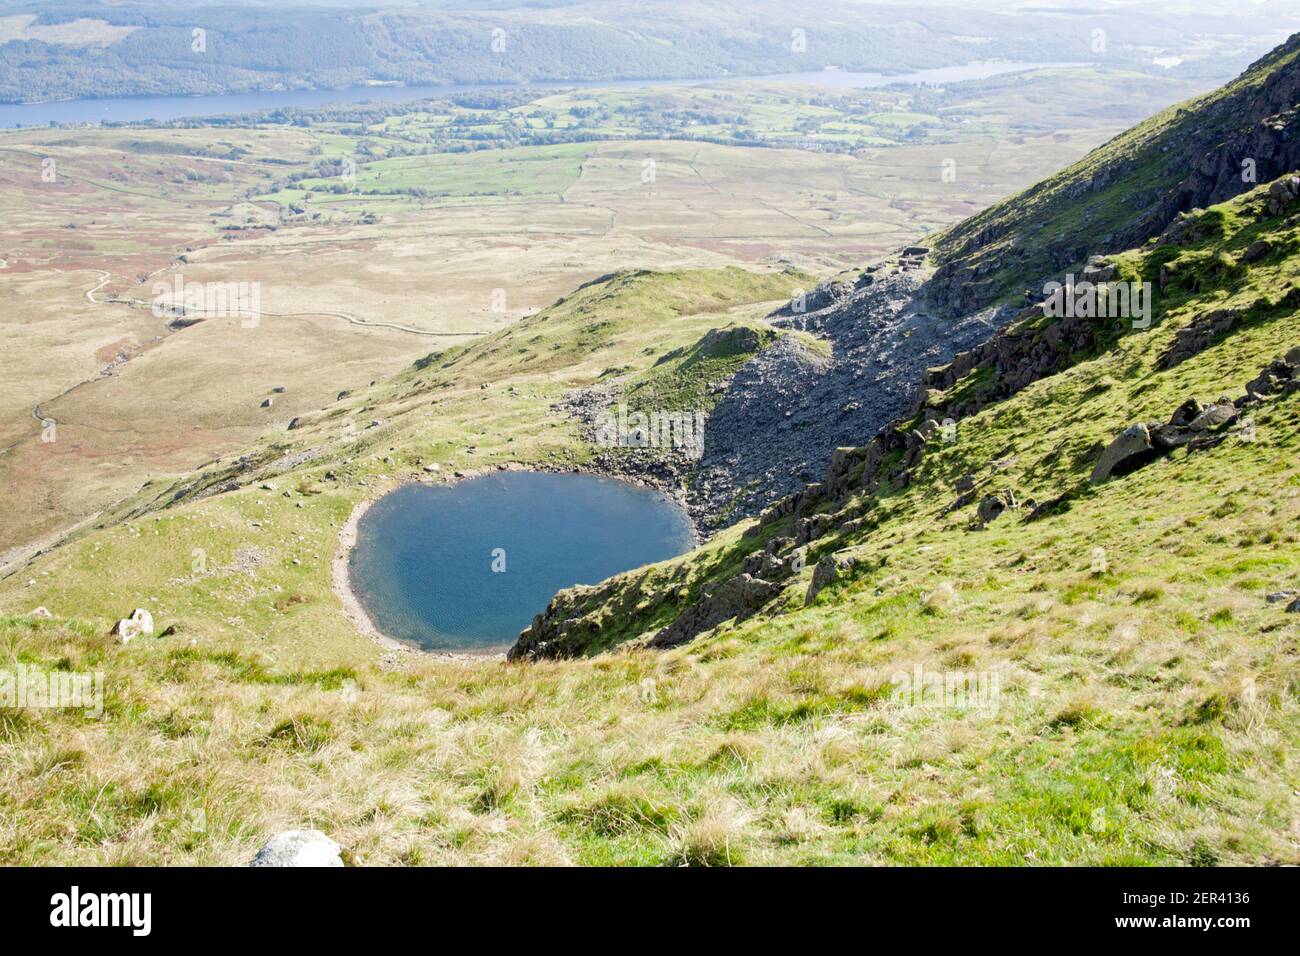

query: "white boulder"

left=112, top=607, right=154, bottom=644
left=250, top=830, right=344, bottom=867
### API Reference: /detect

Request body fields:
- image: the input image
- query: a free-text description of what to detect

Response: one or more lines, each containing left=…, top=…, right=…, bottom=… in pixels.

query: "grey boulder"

left=1091, top=423, right=1155, bottom=483
left=805, top=552, right=857, bottom=605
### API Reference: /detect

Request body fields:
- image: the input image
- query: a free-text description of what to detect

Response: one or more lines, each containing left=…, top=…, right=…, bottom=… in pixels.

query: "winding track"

left=96, top=274, right=480, bottom=338
left=6, top=268, right=485, bottom=456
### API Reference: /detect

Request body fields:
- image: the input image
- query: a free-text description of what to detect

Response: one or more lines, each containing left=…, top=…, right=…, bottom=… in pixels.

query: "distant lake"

left=348, top=472, right=695, bottom=652
left=0, top=61, right=1078, bottom=129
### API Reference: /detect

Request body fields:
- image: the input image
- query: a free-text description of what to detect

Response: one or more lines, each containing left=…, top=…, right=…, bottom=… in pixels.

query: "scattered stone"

left=1081, top=254, right=1118, bottom=283
left=1168, top=398, right=1204, bottom=427
left=1158, top=308, right=1240, bottom=369
left=260, top=397, right=274, bottom=408
left=1189, top=402, right=1238, bottom=431
left=1245, top=357, right=1297, bottom=399
left=28, top=606, right=53, bottom=619
left=805, top=552, right=857, bottom=605
left=1023, top=492, right=1071, bottom=523
left=1151, top=423, right=1194, bottom=451
left=423, top=463, right=441, bottom=473
left=111, top=608, right=154, bottom=643
left=1243, top=240, right=1272, bottom=262
left=1091, top=423, right=1155, bottom=483
left=977, top=489, right=1017, bottom=525
left=923, top=582, right=961, bottom=613
left=271, top=386, right=286, bottom=394
left=287, top=417, right=302, bottom=430
left=250, top=830, right=343, bottom=868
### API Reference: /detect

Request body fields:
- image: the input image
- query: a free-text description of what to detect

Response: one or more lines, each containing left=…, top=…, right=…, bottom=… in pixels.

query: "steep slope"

left=927, top=33, right=1300, bottom=315
left=514, top=174, right=1300, bottom=662
left=666, top=36, right=1300, bottom=528
left=4, top=178, right=1296, bottom=865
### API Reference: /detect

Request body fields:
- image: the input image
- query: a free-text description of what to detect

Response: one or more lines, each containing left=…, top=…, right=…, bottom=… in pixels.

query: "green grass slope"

left=927, top=34, right=1300, bottom=313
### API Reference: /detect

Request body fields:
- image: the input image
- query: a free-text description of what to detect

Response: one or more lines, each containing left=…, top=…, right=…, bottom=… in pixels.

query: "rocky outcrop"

left=1092, top=348, right=1298, bottom=483
left=692, top=325, right=764, bottom=356
left=1159, top=307, right=1245, bottom=369
left=648, top=573, right=784, bottom=649
left=928, top=34, right=1300, bottom=317
left=911, top=297, right=1110, bottom=425
left=511, top=532, right=804, bottom=661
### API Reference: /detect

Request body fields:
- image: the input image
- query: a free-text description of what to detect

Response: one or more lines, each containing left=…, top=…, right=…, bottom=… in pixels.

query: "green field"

left=293, top=143, right=593, bottom=199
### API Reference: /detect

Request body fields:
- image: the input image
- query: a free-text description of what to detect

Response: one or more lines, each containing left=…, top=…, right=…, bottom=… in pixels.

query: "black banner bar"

left=0, top=866, right=1283, bottom=941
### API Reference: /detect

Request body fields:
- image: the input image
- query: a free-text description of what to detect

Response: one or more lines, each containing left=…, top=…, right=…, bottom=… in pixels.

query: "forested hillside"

left=0, top=0, right=1283, bottom=103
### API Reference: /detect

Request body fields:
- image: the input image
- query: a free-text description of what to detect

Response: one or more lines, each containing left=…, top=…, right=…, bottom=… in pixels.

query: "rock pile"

left=1092, top=346, right=1298, bottom=483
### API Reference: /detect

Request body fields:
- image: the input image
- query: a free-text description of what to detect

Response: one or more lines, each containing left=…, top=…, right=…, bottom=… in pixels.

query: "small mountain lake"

left=348, top=471, right=696, bottom=652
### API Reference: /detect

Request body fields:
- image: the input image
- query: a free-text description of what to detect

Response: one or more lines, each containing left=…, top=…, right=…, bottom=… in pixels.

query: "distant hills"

left=0, top=0, right=1293, bottom=103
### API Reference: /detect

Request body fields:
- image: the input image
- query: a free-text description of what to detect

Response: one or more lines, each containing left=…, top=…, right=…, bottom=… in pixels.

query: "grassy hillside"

left=2, top=171, right=1297, bottom=864
left=928, top=34, right=1300, bottom=314
left=1, top=265, right=802, bottom=663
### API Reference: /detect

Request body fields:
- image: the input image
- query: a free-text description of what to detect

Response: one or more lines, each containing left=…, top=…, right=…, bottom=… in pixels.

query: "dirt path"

left=94, top=278, right=480, bottom=338
left=84, top=269, right=111, bottom=303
